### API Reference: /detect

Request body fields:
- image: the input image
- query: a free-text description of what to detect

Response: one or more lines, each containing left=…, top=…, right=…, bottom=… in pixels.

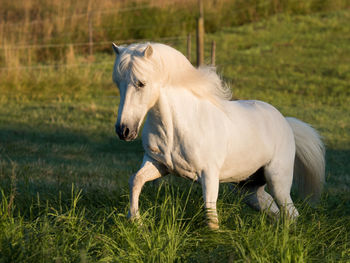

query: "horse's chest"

left=143, top=132, right=199, bottom=181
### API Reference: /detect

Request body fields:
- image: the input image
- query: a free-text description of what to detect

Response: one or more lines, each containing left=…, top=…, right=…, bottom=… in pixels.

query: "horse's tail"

left=286, top=117, right=325, bottom=204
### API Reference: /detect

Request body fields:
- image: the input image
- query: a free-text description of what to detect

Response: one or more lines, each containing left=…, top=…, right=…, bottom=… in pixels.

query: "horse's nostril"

left=123, top=127, right=130, bottom=137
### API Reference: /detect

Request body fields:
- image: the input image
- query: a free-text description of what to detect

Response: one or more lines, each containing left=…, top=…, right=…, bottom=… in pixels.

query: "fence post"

left=187, top=33, right=191, bottom=62
left=88, top=12, right=93, bottom=57
left=196, top=0, right=204, bottom=67
left=211, top=40, right=216, bottom=66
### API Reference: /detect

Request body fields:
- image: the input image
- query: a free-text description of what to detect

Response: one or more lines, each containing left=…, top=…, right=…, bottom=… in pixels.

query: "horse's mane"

left=114, top=42, right=232, bottom=104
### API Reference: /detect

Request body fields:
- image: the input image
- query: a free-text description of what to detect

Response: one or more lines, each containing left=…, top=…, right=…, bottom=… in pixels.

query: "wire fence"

left=0, top=61, right=114, bottom=71
left=0, top=0, right=330, bottom=72
left=0, top=35, right=188, bottom=71
left=0, top=0, right=272, bottom=62
left=0, top=0, right=273, bottom=48
left=0, top=60, right=233, bottom=72
left=0, top=35, right=187, bottom=51
left=2, top=0, right=267, bottom=30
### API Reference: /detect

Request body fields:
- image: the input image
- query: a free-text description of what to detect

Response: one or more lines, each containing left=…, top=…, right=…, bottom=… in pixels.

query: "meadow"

left=0, top=1, right=350, bottom=262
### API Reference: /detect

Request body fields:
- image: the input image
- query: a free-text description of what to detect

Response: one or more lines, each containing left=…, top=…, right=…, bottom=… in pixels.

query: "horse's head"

left=112, top=43, right=161, bottom=141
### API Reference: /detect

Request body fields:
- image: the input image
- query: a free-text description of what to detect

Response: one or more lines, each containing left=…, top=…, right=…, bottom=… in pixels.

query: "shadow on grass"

left=0, top=124, right=349, bottom=220
left=0, top=124, right=144, bottom=155
left=0, top=125, right=144, bottom=208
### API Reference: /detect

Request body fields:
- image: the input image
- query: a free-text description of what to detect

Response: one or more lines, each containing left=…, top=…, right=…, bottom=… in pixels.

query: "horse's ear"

left=143, top=45, right=153, bottom=58
left=112, top=43, right=120, bottom=55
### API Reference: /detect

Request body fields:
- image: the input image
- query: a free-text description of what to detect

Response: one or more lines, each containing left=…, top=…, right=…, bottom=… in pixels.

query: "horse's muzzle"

left=115, top=124, right=137, bottom=141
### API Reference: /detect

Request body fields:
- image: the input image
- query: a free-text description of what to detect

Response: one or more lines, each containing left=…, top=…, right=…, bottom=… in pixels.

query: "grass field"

left=0, top=9, right=350, bottom=262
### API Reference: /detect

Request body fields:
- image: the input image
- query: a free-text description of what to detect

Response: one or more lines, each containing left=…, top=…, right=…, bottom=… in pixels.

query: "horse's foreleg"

left=201, top=171, right=220, bottom=230
left=128, top=155, right=167, bottom=220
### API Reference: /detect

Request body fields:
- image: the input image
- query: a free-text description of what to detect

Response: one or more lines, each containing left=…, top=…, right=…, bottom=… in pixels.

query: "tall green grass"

left=1, top=181, right=349, bottom=262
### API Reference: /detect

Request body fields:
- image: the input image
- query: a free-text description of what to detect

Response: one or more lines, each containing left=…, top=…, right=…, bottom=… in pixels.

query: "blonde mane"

left=114, top=43, right=232, bottom=104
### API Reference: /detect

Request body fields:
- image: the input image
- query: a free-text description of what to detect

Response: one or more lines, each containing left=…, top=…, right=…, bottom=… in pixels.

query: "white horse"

left=111, top=42, right=325, bottom=229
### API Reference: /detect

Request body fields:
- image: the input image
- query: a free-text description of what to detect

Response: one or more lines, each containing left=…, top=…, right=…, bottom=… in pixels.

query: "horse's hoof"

left=128, top=215, right=144, bottom=228
left=208, top=221, right=219, bottom=230
left=127, top=211, right=140, bottom=221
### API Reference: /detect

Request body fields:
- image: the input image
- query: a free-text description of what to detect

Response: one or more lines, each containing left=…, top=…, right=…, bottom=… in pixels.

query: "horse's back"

left=225, top=100, right=291, bottom=133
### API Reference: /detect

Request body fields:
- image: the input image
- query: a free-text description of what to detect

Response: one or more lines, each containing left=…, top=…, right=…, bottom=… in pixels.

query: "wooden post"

left=187, top=33, right=191, bottom=61
left=88, top=12, right=93, bottom=57
left=211, top=40, right=216, bottom=66
left=196, top=0, right=204, bottom=67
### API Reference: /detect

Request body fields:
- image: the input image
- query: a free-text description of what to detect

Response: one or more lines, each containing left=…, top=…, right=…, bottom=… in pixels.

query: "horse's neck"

left=148, top=89, right=176, bottom=132
left=148, top=86, right=220, bottom=131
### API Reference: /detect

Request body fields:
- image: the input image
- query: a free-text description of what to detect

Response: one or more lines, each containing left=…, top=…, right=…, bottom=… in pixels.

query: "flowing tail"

left=286, top=117, right=326, bottom=204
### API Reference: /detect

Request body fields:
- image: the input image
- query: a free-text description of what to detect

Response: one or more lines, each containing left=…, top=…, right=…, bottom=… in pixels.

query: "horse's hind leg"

left=264, top=162, right=299, bottom=219
left=236, top=169, right=280, bottom=218
left=243, top=185, right=280, bottom=218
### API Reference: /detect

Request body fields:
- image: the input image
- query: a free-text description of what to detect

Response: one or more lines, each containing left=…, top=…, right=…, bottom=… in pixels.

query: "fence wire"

left=0, top=0, right=323, bottom=72
left=0, top=35, right=186, bottom=51
left=0, top=36, right=187, bottom=71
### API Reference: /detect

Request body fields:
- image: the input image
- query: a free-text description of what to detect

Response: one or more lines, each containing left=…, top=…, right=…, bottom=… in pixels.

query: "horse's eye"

left=137, top=81, right=145, bottom=88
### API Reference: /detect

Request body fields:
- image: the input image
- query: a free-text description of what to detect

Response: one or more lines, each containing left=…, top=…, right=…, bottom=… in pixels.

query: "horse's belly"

left=219, top=165, right=262, bottom=183
left=219, top=148, right=271, bottom=183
